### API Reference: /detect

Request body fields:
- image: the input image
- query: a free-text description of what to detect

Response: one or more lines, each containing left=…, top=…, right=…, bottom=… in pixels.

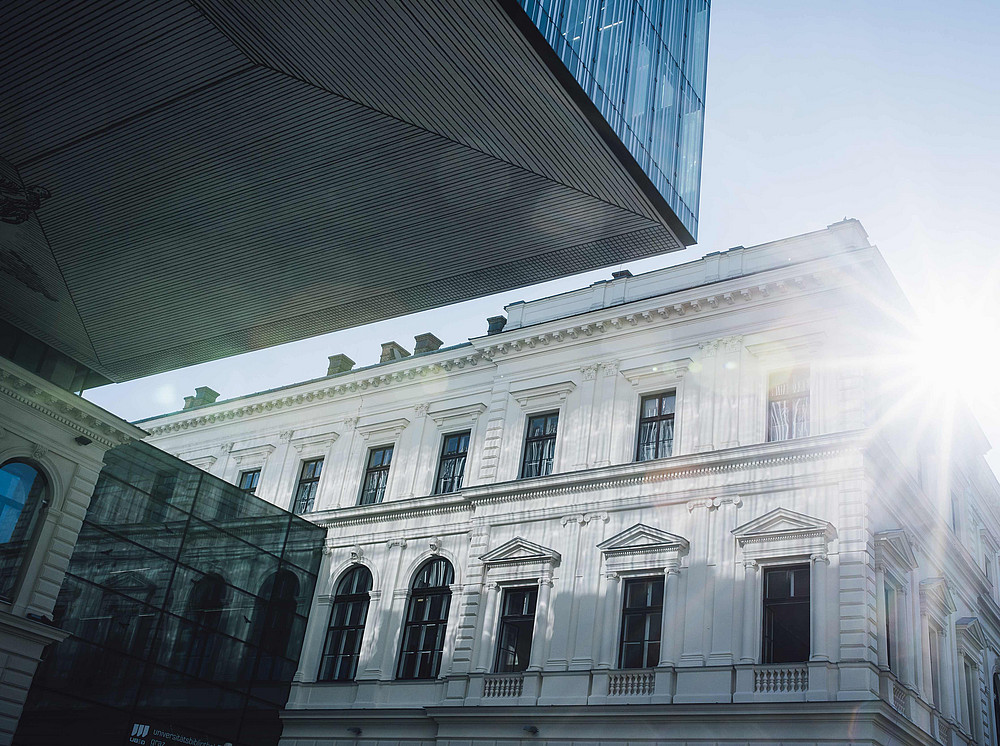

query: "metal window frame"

left=292, top=458, right=323, bottom=514
left=358, top=444, right=394, bottom=506
left=434, top=430, right=471, bottom=495
left=634, top=389, right=676, bottom=462
left=519, top=411, right=559, bottom=479
left=493, top=585, right=538, bottom=673
left=617, top=575, right=664, bottom=669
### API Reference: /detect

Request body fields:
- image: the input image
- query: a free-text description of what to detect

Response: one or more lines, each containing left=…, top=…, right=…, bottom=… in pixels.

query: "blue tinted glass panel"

left=517, top=0, right=710, bottom=239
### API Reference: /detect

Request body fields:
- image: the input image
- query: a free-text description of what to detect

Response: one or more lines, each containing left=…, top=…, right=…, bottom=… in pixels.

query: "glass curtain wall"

left=517, top=0, right=710, bottom=240
left=15, top=441, right=325, bottom=746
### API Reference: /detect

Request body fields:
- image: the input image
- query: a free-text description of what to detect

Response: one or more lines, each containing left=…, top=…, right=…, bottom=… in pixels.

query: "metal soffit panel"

left=1, top=0, right=684, bottom=382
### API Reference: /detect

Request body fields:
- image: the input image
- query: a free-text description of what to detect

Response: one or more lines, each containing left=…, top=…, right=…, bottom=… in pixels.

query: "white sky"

left=86, top=1, right=1000, bottom=473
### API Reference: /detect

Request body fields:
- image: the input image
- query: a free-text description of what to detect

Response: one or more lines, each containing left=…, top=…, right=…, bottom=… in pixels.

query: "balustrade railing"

left=892, top=682, right=907, bottom=714
left=608, top=670, right=655, bottom=696
left=753, top=664, right=808, bottom=693
left=483, top=673, right=524, bottom=698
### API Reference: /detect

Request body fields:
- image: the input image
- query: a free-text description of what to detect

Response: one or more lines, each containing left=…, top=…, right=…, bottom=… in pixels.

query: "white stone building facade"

left=143, top=220, right=1000, bottom=746
left=0, top=358, right=143, bottom=744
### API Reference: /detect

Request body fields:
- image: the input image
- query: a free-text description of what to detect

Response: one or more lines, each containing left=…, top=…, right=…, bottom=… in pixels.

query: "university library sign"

left=128, top=722, right=230, bottom=746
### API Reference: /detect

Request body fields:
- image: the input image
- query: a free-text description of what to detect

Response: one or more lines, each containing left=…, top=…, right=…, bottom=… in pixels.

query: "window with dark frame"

left=884, top=581, right=896, bottom=674
left=292, top=458, right=323, bottom=515
left=618, top=576, right=664, bottom=669
left=520, top=412, right=558, bottom=479
left=237, top=469, right=261, bottom=494
left=767, top=368, right=810, bottom=442
left=965, top=659, right=981, bottom=741
left=359, top=445, right=393, bottom=505
left=435, top=432, right=470, bottom=494
left=929, top=625, right=942, bottom=706
left=992, top=672, right=1000, bottom=746
left=397, top=558, right=454, bottom=680
left=319, top=566, right=372, bottom=682
left=494, top=586, right=537, bottom=673
left=636, top=390, right=676, bottom=461
left=761, top=564, right=810, bottom=664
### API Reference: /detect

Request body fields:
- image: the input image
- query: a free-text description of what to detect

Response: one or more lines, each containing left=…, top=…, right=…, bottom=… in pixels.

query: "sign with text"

left=127, top=722, right=231, bottom=746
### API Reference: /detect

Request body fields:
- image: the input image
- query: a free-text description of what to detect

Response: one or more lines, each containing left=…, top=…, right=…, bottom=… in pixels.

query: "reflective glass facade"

left=16, top=442, right=325, bottom=746
left=518, top=0, right=710, bottom=239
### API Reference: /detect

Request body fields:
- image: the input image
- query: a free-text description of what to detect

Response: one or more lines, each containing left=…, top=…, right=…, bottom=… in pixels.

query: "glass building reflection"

left=16, top=442, right=325, bottom=746
left=518, top=0, right=710, bottom=239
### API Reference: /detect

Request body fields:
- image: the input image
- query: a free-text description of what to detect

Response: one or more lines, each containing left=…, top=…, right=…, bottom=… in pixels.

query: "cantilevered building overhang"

left=1, top=0, right=709, bottom=384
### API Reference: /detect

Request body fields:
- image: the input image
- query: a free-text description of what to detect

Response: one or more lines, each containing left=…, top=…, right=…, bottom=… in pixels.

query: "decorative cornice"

left=467, top=434, right=862, bottom=506
left=620, top=358, right=693, bottom=388
left=143, top=353, right=488, bottom=436
left=143, top=269, right=832, bottom=437
left=429, top=401, right=488, bottom=428
left=0, top=359, right=145, bottom=448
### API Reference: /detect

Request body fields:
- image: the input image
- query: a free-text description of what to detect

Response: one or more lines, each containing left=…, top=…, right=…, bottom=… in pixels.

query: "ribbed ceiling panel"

left=0, top=0, right=250, bottom=166
left=189, top=0, right=657, bottom=220
left=1, top=0, right=685, bottom=382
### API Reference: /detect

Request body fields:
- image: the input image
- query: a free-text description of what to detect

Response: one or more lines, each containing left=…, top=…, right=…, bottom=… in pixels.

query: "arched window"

left=181, top=573, right=228, bottom=677
left=0, top=460, right=49, bottom=600
left=397, top=558, right=453, bottom=680
left=251, top=570, right=299, bottom=681
left=319, top=566, right=372, bottom=681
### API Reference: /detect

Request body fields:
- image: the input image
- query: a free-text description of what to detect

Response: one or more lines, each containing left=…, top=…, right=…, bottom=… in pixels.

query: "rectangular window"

left=292, top=459, right=322, bottom=514
left=884, top=582, right=897, bottom=674
left=618, top=576, right=663, bottom=669
left=521, top=413, right=558, bottom=479
left=636, top=390, right=675, bottom=461
left=237, top=469, right=260, bottom=494
left=767, top=368, right=810, bottom=441
left=359, top=445, right=393, bottom=506
left=929, top=627, right=942, bottom=707
left=494, top=586, right=537, bottom=673
left=762, top=564, right=810, bottom=664
left=965, top=661, right=980, bottom=740
left=435, top=432, right=470, bottom=494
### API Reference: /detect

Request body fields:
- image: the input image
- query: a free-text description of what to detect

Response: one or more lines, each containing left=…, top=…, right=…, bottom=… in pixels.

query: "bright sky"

left=86, top=1, right=1000, bottom=473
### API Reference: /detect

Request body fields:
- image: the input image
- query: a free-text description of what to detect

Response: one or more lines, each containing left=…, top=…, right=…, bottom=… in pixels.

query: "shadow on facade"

left=14, top=442, right=325, bottom=746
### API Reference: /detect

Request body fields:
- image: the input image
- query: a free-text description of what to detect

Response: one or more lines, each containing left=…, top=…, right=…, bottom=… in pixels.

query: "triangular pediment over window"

left=598, top=523, right=689, bottom=574
left=732, top=507, right=835, bottom=561
left=920, top=577, right=957, bottom=624
left=733, top=507, right=835, bottom=544
left=956, top=617, right=986, bottom=655
left=598, top=523, right=689, bottom=554
left=874, top=529, right=918, bottom=572
left=480, top=537, right=561, bottom=568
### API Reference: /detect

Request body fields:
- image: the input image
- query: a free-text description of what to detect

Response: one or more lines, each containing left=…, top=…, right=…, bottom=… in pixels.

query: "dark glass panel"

left=619, top=577, right=664, bottom=669
left=435, top=431, right=470, bottom=494
left=761, top=565, right=810, bottom=664
left=636, top=391, right=675, bottom=461
left=495, top=586, right=537, bottom=673
left=521, top=413, right=558, bottom=478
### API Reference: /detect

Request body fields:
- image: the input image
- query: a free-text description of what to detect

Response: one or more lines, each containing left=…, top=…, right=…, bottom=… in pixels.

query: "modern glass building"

left=14, top=442, right=325, bottom=746
left=518, top=0, right=710, bottom=239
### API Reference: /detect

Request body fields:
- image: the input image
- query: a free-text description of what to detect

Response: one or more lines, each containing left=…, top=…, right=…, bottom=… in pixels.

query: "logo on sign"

left=130, top=723, right=150, bottom=743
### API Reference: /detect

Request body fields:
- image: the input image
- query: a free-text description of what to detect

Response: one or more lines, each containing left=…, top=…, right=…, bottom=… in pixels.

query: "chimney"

left=379, top=341, right=411, bottom=363
left=486, top=316, right=507, bottom=335
left=327, top=353, right=355, bottom=376
left=611, top=270, right=633, bottom=279
left=183, top=386, right=220, bottom=410
left=413, top=333, right=443, bottom=355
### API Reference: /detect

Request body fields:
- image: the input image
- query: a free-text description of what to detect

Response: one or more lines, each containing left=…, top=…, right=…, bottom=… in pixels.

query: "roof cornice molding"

left=143, top=258, right=858, bottom=438
left=0, top=358, right=145, bottom=448
left=143, top=348, right=490, bottom=436
left=472, top=263, right=848, bottom=362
